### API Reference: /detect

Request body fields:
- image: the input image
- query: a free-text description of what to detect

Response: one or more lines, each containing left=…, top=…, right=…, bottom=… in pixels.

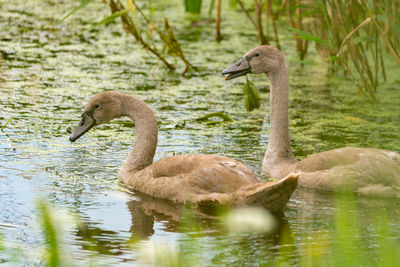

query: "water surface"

left=1, top=0, right=400, bottom=265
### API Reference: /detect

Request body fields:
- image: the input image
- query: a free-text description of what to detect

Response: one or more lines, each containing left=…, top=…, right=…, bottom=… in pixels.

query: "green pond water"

left=1, top=0, right=400, bottom=265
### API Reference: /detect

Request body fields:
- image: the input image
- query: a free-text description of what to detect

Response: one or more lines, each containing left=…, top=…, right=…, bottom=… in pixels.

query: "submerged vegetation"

left=1, top=0, right=400, bottom=265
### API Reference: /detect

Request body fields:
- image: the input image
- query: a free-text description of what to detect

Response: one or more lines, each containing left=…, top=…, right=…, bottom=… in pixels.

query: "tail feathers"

left=196, top=173, right=300, bottom=213
left=236, top=173, right=300, bottom=212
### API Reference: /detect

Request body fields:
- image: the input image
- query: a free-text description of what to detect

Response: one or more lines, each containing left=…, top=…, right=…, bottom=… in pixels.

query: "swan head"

left=222, top=45, right=284, bottom=80
left=70, top=91, right=122, bottom=142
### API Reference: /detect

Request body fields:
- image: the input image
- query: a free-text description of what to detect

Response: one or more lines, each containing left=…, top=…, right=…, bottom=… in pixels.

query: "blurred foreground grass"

left=1, top=193, right=398, bottom=266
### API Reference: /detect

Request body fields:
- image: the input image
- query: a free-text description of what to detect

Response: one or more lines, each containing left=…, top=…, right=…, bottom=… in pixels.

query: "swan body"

left=70, top=91, right=299, bottom=211
left=223, top=45, right=400, bottom=197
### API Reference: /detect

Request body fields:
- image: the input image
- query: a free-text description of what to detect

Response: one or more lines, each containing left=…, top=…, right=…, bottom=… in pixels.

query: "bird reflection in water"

left=75, top=191, right=293, bottom=261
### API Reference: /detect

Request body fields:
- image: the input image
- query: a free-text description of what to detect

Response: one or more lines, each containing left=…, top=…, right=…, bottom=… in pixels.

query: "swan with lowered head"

left=223, top=45, right=400, bottom=197
left=70, top=91, right=299, bottom=211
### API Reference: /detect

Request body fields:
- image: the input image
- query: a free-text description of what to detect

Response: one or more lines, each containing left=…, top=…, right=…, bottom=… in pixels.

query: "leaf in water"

left=195, top=112, right=233, bottom=123
left=1, top=116, right=14, bottom=131
left=344, top=116, right=365, bottom=122
left=59, top=0, right=94, bottom=23
left=243, top=77, right=260, bottom=112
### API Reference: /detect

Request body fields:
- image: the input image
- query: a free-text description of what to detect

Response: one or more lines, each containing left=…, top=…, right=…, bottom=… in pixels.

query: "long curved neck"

left=119, top=95, right=158, bottom=178
left=262, top=61, right=296, bottom=177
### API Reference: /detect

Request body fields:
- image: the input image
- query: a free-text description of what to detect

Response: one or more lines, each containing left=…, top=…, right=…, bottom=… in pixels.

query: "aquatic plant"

left=297, top=193, right=400, bottom=266
left=235, top=0, right=270, bottom=45
left=215, top=0, right=222, bottom=41
left=61, top=0, right=196, bottom=73
left=226, top=0, right=400, bottom=96
left=36, top=200, right=82, bottom=267
left=135, top=192, right=400, bottom=266
left=0, top=233, right=3, bottom=252
left=184, top=0, right=203, bottom=14
left=243, top=76, right=261, bottom=111
left=36, top=199, right=61, bottom=267
left=281, top=0, right=400, bottom=96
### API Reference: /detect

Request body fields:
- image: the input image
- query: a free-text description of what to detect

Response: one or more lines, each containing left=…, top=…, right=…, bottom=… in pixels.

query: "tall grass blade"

left=36, top=199, right=60, bottom=267
left=0, top=233, right=3, bottom=251
left=208, top=0, right=216, bottom=16
left=59, top=0, right=94, bottom=23
left=337, top=18, right=371, bottom=56
left=184, top=0, right=202, bottom=14
left=91, top=9, right=129, bottom=30
left=1, top=116, right=14, bottom=131
left=287, top=26, right=332, bottom=48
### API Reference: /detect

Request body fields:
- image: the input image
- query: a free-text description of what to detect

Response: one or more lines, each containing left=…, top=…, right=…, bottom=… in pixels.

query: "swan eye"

left=255, top=53, right=260, bottom=57
left=94, top=103, right=100, bottom=109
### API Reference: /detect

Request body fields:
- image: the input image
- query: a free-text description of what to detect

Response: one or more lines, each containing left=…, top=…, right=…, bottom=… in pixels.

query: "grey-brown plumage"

left=70, top=91, right=299, bottom=212
left=223, top=45, right=400, bottom=197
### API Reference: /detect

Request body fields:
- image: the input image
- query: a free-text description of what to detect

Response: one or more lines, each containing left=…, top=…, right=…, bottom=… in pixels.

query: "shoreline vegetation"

left=62, top=0, right=400, bottom=97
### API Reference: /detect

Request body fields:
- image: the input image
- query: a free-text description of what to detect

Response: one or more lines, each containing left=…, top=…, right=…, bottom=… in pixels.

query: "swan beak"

left=70, top=113, right=96, bottom=142
left=222, top=57, right=251, bottom=80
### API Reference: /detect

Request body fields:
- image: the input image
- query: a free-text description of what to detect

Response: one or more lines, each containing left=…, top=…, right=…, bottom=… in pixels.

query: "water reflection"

left=127, top=193, right=183, bottom=238
left=72, top=189, right=295, bottom=264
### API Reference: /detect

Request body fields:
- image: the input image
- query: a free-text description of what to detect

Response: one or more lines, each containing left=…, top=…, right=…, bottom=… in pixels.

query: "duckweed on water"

left=1, top=0, right=400, bottom=265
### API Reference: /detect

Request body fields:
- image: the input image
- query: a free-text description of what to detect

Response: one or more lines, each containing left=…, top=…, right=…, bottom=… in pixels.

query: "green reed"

left=0, top=233, right=3, bottom=252
left=184, top=0, right=203, bottom=14
left=36, top=199, right=61, bottom=267
left=1, top=194, right=399, bottom=266
left=280, top=0, right=400, bottom=96
left=226, top=0, right=400, bottom=96
left=149, top=193, right=400, bottom=266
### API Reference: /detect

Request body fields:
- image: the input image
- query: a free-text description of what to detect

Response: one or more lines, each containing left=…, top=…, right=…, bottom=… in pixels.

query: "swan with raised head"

left=70, top=91, right=299, bottom=211
left=223, top=45, right=400, bottom=197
